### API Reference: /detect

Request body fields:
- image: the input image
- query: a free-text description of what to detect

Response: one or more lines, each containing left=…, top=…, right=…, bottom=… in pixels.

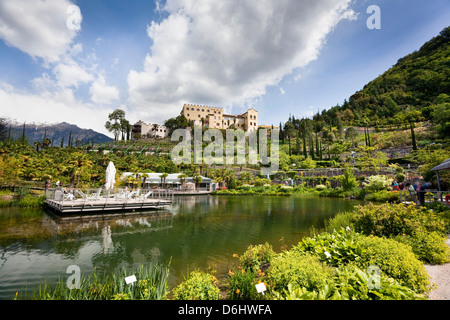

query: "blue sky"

left=0, top=0, right=449, bottom=136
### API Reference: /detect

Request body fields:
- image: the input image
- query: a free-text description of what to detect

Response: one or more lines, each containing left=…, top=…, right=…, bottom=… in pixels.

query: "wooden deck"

left=45, top=188, right=173, bottom=214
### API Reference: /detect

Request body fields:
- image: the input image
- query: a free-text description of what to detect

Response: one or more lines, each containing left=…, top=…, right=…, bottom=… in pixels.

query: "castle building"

left=132, top=121, right=168, bottom=139
left=180, top=104, right=258, bottom=132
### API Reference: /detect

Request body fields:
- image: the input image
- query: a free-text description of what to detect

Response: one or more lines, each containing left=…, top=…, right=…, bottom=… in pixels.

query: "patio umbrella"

left=105, top=161, right=116, bottom=190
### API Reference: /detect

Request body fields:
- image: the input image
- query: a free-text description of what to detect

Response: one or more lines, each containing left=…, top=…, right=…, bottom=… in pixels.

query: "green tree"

left=340, top=167, right=359, bottom=191
left=403, top=110, right=423, bottom=151
left=106, top=109, right=126, bottom=141
left=159, top=172, right=168, bottom=188
left=432, top=103, right=450, bottom=137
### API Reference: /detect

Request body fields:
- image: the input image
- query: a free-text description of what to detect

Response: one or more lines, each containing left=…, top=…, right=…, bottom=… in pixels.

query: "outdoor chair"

left=63, top=192, right=75, bottom=201
left=88, top=188, right=102, bottom=201
left=76, top=190, right=88, bottom=200
left=140, top=191, right=153, bottom=200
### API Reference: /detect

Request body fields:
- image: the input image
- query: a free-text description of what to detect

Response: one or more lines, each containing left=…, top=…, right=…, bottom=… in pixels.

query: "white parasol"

left=105, top=161, right=116, bottom=190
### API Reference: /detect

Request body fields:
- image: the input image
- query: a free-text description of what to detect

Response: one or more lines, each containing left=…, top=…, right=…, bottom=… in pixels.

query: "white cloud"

left=127, top=0, right=358, bottom=123
left=53, top=61, right=94, bottom=88
left=0, top=0, right=82, bottom=64
left=89, top=75, right=120, bottom=105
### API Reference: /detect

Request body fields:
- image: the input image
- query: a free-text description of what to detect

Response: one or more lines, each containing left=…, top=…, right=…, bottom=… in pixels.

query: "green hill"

left=325, top=26, right=450, bottom=126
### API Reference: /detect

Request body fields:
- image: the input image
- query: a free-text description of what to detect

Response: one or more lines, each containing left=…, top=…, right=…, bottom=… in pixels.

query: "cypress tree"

left=21, top=123, right=26, bottom=145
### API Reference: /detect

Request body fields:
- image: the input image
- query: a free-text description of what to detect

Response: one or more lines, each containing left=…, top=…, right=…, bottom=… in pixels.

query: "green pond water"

left=0, top=195, right=360, bottom=299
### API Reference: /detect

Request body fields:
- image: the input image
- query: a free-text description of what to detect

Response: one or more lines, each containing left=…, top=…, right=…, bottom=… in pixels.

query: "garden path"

left=425, top=235, right=450, bottom=300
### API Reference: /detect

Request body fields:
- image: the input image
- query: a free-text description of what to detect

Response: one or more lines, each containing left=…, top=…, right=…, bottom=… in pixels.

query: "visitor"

left=416, top=183, right=424, bottom=205
left=406, top=183, right=418, bottom=204
left=393, top=181, right=399, bottom=191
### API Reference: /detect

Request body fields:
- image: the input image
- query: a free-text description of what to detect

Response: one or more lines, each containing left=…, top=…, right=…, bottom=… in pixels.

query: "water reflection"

left=42, top=210, right=174, bottom=240
left=102, top=225, right=113, bottom=254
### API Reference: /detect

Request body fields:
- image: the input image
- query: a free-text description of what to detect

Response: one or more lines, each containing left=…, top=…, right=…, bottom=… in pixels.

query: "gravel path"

left=425, top=236, right=450, bottom=300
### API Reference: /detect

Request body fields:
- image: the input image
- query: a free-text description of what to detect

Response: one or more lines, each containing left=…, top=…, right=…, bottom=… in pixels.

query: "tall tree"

left=105, top=109, right=126, bottom=141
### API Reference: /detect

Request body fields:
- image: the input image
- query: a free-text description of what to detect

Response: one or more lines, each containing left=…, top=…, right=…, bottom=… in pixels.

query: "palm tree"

left=34, top=141, right=41, bottom=152
left=178, top=173, right=188, bottom=191
left=159, top=172, right=168, bottom=188
left=192, top=173, right=203, bottom=191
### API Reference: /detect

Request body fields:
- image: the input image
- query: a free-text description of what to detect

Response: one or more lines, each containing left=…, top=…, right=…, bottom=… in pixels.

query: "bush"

left=363, top=175, right=393, bottom=192
left=395, top=172, right=406, bottom=183
left=352, top=203, right=447, bottom=237
left=239, top=243, right=275, bottom=272
left=226, top=268, right=262, bottom=300
left=365, top=190, right=400, bottom=203
left=394, top=231, right=450, bottom=265
left=267, top=251, right=334, bottom=293
left=171, top=270, right=220, bottom=300
left=333, top=264, right=424, bottom=300
left=340, top=167, right=359, bottom=192
left=325, top=211, right=356, bottom=232
left=18, top=195, right=46, bottom=208
left=355, top=236, right=430, bottom=294
left=315, top=184, right=327, bottom=191
left=294, top=229, right=365, bottom=267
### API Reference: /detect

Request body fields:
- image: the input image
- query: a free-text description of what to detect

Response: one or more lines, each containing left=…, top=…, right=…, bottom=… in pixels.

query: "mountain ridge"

left=6, top=120, right=113, bottom=146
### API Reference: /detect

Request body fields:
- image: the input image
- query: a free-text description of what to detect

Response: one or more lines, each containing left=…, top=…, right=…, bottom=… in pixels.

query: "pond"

left=0, top=195, right=360, bottom=299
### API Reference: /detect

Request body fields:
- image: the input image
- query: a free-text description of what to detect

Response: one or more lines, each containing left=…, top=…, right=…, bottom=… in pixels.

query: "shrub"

left=363, top=175, right=393, bottom=192
left=355, top=236, right=430, bottom=294
left=340, top=167, right=359, bottom=192
left=365, top=190, right=400, bottom=203
left=395, top=172, right=406, bottom=183
left=226, top=268, right=262, bottom=300
left=394, top=231, right=450, bottom=265
left=171, top=270, right=220, bottom=300
left=315, top=184, right=327, bottom=191
left=267, top=251, right=334, bottom=293
left=294, top=229, right=365, bottom=267
left=352, top=203, right=447, bottom=237
left=18, top=195, right=46, bottom=208
left=333, top=264, right=425, bottom=300
left=239, top=243, right=275, bottom=272
left=325, top=211, right=356, bottom=232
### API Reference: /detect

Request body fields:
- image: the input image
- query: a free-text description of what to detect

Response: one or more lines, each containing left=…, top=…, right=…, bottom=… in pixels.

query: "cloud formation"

left=0, top=0, right=119, bottom=135
left=127, top=0, right=358, bottom=123
left=0, top=0, right=82, bottom=64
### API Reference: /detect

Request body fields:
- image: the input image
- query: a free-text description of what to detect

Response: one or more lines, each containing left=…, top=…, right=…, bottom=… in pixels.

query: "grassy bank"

left=16, top=262, right=170, bottom=300
left=0, top=188, right=46, bottom=208
left=212, top=184, right=315, bottom=196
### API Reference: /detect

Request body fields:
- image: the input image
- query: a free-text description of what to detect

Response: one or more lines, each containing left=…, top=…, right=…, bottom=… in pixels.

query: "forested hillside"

left=323, top=26, right=450, bottom=128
